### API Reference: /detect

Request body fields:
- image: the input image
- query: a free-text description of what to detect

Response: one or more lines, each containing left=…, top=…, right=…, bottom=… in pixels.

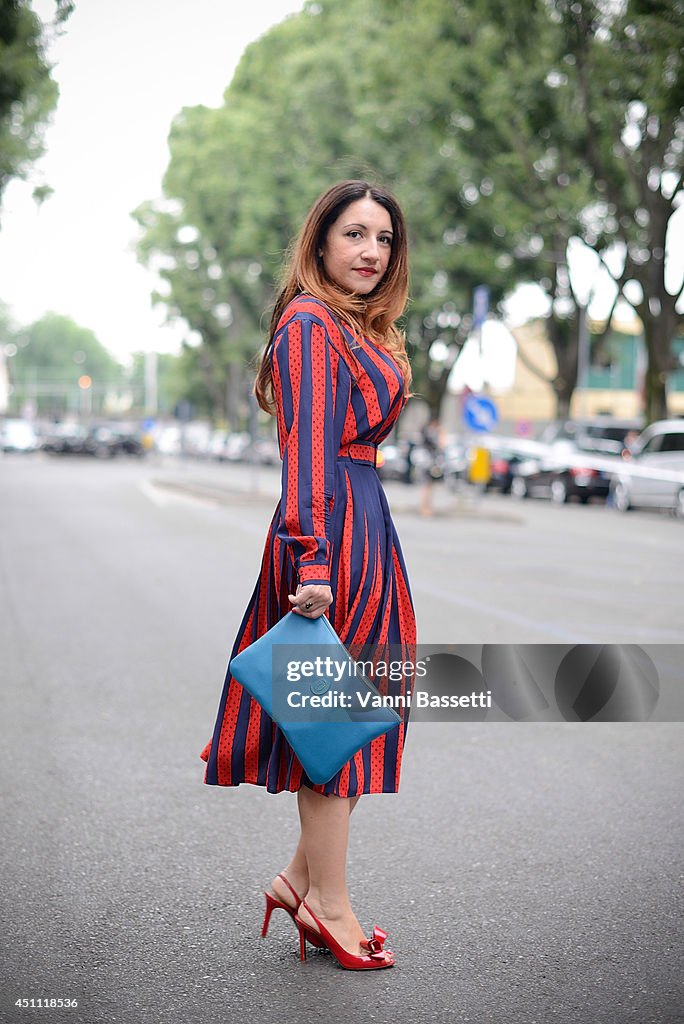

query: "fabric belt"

left=337, top=442, right=378, bottom=468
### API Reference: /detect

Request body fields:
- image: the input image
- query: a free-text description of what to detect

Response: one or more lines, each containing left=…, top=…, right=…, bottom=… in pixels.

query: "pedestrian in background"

left=200, top=180, right=416, bottom=971
left=419, top=414, right=447, bottom=516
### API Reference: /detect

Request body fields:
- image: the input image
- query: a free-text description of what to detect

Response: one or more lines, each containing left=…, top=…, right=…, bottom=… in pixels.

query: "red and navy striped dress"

left=200, top=295, right=416, bottom=797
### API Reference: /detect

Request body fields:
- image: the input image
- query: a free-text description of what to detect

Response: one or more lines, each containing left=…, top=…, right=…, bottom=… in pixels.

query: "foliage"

left=134, top=0, right=683, bottom=423
left=550, top=0, right=684, bottom=420
left=133, top=0, right=524, bottom=420
left=0, top=0, right=72, bottom=216
left=10, top=311, right=121, bottom=414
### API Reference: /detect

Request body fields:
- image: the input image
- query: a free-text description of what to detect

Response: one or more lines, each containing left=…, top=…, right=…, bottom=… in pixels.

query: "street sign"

left=463, top=394, right=499, bottom=432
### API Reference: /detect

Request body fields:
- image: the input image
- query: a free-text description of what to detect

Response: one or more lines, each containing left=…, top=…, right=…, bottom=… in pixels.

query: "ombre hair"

left=254, top=180, right=412, bottom=414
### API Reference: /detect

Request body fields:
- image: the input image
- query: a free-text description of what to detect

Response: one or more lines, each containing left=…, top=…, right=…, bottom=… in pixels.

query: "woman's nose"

left=361, top=238, right=380, bottom=261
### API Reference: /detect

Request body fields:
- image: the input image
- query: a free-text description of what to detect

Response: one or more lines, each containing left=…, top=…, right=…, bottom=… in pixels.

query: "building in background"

left=440, top=318, right=684, bottom=433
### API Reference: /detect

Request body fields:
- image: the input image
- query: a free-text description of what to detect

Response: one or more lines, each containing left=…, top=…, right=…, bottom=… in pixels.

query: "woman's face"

left=320, top=197, right=393, bottom=295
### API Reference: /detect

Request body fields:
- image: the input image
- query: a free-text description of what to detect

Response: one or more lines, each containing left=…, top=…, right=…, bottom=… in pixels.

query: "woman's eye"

left=347, top=230, right=362, bottom=239
left=379, top=236, right=392, bottom=246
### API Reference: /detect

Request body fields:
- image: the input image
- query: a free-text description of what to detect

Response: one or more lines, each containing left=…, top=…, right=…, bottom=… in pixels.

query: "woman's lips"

left=354, top=268, right=377, bottom=277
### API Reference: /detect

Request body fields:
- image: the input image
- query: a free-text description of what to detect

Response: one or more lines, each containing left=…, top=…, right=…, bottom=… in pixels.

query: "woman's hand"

left=288, top=583, right=333, bottom=619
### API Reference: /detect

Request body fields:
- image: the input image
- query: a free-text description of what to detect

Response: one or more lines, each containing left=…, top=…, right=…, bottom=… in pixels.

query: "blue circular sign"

left=463, top=395, right=499, bottom=433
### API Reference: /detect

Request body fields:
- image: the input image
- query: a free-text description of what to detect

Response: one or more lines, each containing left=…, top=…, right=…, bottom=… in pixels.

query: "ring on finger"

left=304, top=600, right=313, bottom=610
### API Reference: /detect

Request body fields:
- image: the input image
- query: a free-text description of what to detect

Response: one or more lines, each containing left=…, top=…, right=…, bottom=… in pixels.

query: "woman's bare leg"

left=293, top=787, right=368, bottom=954
left=271, top=795, right=360, bottom=909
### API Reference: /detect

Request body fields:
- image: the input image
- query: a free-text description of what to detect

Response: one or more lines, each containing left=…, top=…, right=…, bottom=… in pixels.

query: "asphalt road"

left=1, top=453, right=683, bottom=1024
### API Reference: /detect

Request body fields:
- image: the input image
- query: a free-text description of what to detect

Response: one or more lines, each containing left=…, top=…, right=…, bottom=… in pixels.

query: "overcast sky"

left=0, top=0, right=306, bottom=363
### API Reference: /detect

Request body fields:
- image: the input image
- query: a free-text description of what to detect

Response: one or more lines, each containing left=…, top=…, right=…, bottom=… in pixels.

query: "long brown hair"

left=254, top=180, right=412, bottom=414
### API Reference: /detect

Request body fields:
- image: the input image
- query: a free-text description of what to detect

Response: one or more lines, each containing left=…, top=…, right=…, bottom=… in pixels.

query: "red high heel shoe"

left=294, top=899, right=395, bottom=970
left=261, top=874, right=326, bottom=948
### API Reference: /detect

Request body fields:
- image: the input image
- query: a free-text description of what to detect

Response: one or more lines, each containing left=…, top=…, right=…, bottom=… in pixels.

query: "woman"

left=200, top=180, right=416, bottom=971
left=419, top=415, right=447, bottom=516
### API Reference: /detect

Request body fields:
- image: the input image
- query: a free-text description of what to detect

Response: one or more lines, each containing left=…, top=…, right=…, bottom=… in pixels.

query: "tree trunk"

left=640, top=307, right=671, bottom=423
left=631, top=165, right=679, bottom=424
left=554, top=385, right=573, bottom=420
left=643, top=359, right=668, bottom=424
left=546, top=313, right=579, bottom=420
left=634, top=250, right=680, bottom=424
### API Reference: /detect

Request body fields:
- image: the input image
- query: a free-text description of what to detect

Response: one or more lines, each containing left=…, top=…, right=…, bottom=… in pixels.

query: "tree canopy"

left=0, top=0, right=72, bottom=215
left=10, top=311, right=121, bottom=415
left=134, top=0, right=683, bottom=424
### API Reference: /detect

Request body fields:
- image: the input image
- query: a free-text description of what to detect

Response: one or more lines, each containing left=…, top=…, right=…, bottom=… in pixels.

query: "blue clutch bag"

left=228, top=611, right=401, bottom=785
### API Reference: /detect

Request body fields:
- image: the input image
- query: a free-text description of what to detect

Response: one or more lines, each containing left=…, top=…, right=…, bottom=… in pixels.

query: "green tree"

left=12, top=311, right=122, bottom=415
left=375, top=0, right=683, bottom=420
left=133, top=0, right=524, bottom=421
left=553, top=0, right=684, bottom=421
left=133, top=5, right=389, bottom=423
left=0, top=0, right=72, bottom=215
left=136, top=0, right=682, bottom=423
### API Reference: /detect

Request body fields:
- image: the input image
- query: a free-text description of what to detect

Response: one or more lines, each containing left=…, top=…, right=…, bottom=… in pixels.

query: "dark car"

left=511, top=459, right=613, bottom=503
left=42, top=423, right=90, bottom=454
left=485, top=448, right=523, bottom=494
left=377, top=440, right=412, bottom=482
left=43, top=423, right=145, bottom=458
left=539, top=417, right=643, bottom=456
left=510, top=417, right=642, bottom=504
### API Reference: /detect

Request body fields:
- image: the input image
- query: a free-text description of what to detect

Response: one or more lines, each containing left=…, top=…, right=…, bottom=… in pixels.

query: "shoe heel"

left=296, top=921, right=307, bottom=962
left=261, top=892, right=279, bottom=938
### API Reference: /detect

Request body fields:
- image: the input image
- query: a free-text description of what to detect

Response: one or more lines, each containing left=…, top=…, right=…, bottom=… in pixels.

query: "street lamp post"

left=1, top=343, right=17, bottom=414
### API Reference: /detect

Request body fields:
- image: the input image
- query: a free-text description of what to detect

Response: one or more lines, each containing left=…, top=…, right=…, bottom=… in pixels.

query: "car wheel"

left=510, top=477, right=528, bottom=499
left=676, top=489, right=684, bottom=521
left=550, top=479, right=568, bottom=504
left=612, top=480, right=631, bottom=513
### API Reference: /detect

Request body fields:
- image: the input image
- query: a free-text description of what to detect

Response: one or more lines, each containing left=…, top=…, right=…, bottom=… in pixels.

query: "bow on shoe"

left=362, top=926, right=390, bottom=959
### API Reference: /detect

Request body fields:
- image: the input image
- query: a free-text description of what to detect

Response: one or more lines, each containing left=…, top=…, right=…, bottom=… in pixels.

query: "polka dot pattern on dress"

left=201, top=295, right=416, bottom=796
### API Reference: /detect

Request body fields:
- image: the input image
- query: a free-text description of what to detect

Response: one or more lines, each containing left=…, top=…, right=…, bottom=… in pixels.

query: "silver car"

left=610, top=420, right=684, bottom=516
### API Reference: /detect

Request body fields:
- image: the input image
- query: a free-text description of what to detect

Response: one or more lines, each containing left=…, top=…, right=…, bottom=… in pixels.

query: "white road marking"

left=138, top=479, right=219, bottom=510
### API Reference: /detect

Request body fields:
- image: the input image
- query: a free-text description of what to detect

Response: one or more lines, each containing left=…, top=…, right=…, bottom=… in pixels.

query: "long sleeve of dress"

left=271, top=310, right=347, bottom=586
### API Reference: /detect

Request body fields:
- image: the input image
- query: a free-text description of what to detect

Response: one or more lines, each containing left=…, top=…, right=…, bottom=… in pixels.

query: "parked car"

left=42, top=423, right=90, bottom=454
left=510, top=417, right=643, bottom=504
left=0, top=418, right=39, bottom=452
left=609, top=420, right=684, bottom=516
left=442, top=440, right=468, bottom=488
left=111, top=426, right=146, bottom=456
left=216, top=432, right=251, bottom=462
left=253, top=437, right=280, bottom=465
left=42, top=423, right=145, bottom=458
left=538, top=417, right=643, bottom=456
left=485, top=448, right=523, bottom=494
left=377, top=441, right=412, bottom=482
left=152, top=424, right=182, bottom=455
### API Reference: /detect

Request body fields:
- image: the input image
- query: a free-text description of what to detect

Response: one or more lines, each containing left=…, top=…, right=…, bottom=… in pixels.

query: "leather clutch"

left=229, top=611, right=401, bottom=785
